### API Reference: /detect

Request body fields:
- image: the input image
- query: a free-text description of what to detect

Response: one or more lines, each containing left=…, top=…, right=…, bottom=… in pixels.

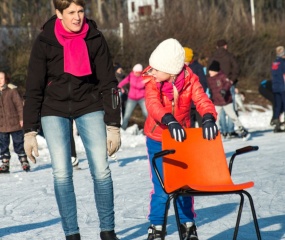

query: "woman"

left=23, top=0, right=121, bottom=239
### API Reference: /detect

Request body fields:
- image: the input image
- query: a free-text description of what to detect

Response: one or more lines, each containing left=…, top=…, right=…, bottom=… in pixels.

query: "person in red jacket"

left=142, top=38, right=218, bottom=240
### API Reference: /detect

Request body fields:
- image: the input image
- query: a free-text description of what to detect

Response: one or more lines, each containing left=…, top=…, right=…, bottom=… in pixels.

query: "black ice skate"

left=0, top=159, right=10, bottom=173
left=19, top=157, right=30, bottom=172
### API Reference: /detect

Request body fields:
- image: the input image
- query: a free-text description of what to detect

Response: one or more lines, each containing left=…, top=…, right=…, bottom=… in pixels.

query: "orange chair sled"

left=152, top=128, right=261, bottom=240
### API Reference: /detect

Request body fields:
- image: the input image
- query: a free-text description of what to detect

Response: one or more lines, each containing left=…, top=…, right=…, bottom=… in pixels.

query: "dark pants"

left=120, top=93, right=128, bottom=117
left=70, top=124, right=76, bottom=158
left=0, top=130, right=26, bottom=160
left=259, top=84, right=275, bottom=120
left=273, top=92, right=285, bottom=120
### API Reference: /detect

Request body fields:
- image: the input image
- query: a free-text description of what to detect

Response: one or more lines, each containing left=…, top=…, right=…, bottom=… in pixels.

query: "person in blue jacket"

left=271, top=46, right=285, bottom=132
left=184, top=47, right=208, bottom=128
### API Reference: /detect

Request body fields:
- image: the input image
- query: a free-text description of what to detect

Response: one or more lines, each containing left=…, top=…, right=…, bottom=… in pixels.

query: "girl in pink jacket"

left=118, top=64, right=148, bottom=130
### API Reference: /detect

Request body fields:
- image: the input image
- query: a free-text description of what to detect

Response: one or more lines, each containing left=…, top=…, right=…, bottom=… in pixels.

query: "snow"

left=1, top=104, right=285, bottom=240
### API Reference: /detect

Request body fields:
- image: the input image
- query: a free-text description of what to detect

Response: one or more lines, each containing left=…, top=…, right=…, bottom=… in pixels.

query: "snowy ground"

left=1, top=104, right=285, bottom=240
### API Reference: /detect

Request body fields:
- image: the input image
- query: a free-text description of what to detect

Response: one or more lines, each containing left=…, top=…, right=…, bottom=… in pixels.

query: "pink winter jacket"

left=118, top=72, right=145, bottom=101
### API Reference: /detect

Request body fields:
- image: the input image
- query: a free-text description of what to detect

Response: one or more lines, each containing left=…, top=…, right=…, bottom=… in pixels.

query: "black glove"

left=202, top=113, right=218, bottom=140
left=162, top=113, right=186, bottom=142
left=220, top=89, right=226, bottom=98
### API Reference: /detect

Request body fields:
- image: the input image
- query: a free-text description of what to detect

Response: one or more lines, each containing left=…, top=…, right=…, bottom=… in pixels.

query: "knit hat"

left=113, top=62, right=122, bottom=72
left=276, top=46, right=285, bottom=57
left=133, top=63, right=143, bottom=72
left=216, top=39, right=227, bottom=48
left=208, top=60, right=220, bottom=72
left=149, top=38, right=185, bottom=75
left=184, top=47, right=194, bottom=62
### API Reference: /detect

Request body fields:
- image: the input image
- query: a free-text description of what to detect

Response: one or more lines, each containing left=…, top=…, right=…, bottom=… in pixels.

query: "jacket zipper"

left=68, top=78, right=72, bottom=116
left=151, top=123, right=158, bottom=133
left=151, top=99, right=176, bottom=133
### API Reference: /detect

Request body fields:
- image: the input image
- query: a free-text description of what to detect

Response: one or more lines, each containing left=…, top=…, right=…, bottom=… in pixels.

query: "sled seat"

left=152, top=128, right=261, bottom=240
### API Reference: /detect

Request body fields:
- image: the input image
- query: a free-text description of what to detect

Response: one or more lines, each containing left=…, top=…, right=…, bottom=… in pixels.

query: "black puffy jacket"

left=23, top=16, right=120, bottom=131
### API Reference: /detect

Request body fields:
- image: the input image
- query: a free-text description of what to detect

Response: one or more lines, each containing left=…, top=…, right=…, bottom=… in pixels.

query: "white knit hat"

left=133, top=63, right=143, bottom=72
left=149, top=38, right=185, bottom=75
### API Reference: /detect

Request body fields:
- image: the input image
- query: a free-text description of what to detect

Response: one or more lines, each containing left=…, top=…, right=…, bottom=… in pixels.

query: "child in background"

left=207, top=60, right=250, bottom=140
left=142, top=38, right=218, bottom=240
left=0, top=71, right=30, bottom=173
left=118, top=63, right=148, bottom=130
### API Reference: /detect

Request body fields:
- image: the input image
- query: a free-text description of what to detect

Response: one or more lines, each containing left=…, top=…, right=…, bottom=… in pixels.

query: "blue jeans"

left=146, top=137, right=195, bottom=225
left=0, top=130, right=26, bottom=160
left=219, top=108, right=234, bottom=134
left=41, top=111, right=115, bottom=236
left=121, top=98, right=148, bottom=130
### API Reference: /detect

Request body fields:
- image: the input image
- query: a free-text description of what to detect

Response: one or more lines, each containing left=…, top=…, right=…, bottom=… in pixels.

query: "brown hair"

left=0, top=71, right=10, bottom=84
left=53, top=0, right=85, bottom=13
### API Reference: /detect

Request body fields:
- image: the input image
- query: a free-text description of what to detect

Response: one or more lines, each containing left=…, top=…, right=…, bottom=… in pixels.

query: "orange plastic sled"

left=152, top=128, right=262, bottom=240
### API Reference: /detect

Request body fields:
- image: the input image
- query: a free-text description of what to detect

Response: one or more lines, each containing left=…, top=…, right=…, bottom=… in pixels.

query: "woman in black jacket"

left=23, top=0, right=121, bottom=239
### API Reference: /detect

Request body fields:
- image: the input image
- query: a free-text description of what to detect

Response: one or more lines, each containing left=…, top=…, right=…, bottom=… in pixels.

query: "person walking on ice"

left=142, top=38, right=218, bottom=240
left=23, top=0, right=121, bottom=239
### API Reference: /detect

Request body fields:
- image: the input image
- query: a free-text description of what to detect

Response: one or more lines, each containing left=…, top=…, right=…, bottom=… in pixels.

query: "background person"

left=270, top=46, right=285, bottom=132
left=209, top=39, right=240, bottom=138
left=184, top=47, right=208, bottom=128
left=113, top=62, right=127, bottom=117
left=258, top=79, right=276, bottom=125
left=118, top=63, right=147, bottom=130
left=207, top=60, right=250, bottom=141
left=0, top=71, right=30, bottom=173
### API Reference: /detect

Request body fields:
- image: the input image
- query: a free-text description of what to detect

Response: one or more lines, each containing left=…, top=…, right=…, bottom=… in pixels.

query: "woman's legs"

left=41, top=116, right=78, bottom=236
left=42, top=112, right=115, bottom=235
left=75, top=111, right=115, bottom=232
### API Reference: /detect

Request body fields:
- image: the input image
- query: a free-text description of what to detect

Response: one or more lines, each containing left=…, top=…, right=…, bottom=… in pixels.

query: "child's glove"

left=202, top=114, right=218, bottom=140
left=24, top=131, right=39, bottom=163
left=162, top=113, right=186, bottom=142
left=106, top=126, right=121, bottom=156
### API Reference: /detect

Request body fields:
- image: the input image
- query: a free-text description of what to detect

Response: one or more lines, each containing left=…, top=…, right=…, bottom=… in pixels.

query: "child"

left=0, top=71, right=30, bottom=173
left=142, top=38, right=218, bottom=240
left=118, top=63, right=148, bottom=130
left=207, top=60, right=250, bottom=140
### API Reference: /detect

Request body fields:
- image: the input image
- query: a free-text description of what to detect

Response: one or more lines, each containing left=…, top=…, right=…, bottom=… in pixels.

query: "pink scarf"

left=54, top=18, right=92, bottom=76
left=156, top=68, right=185, bottom=101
